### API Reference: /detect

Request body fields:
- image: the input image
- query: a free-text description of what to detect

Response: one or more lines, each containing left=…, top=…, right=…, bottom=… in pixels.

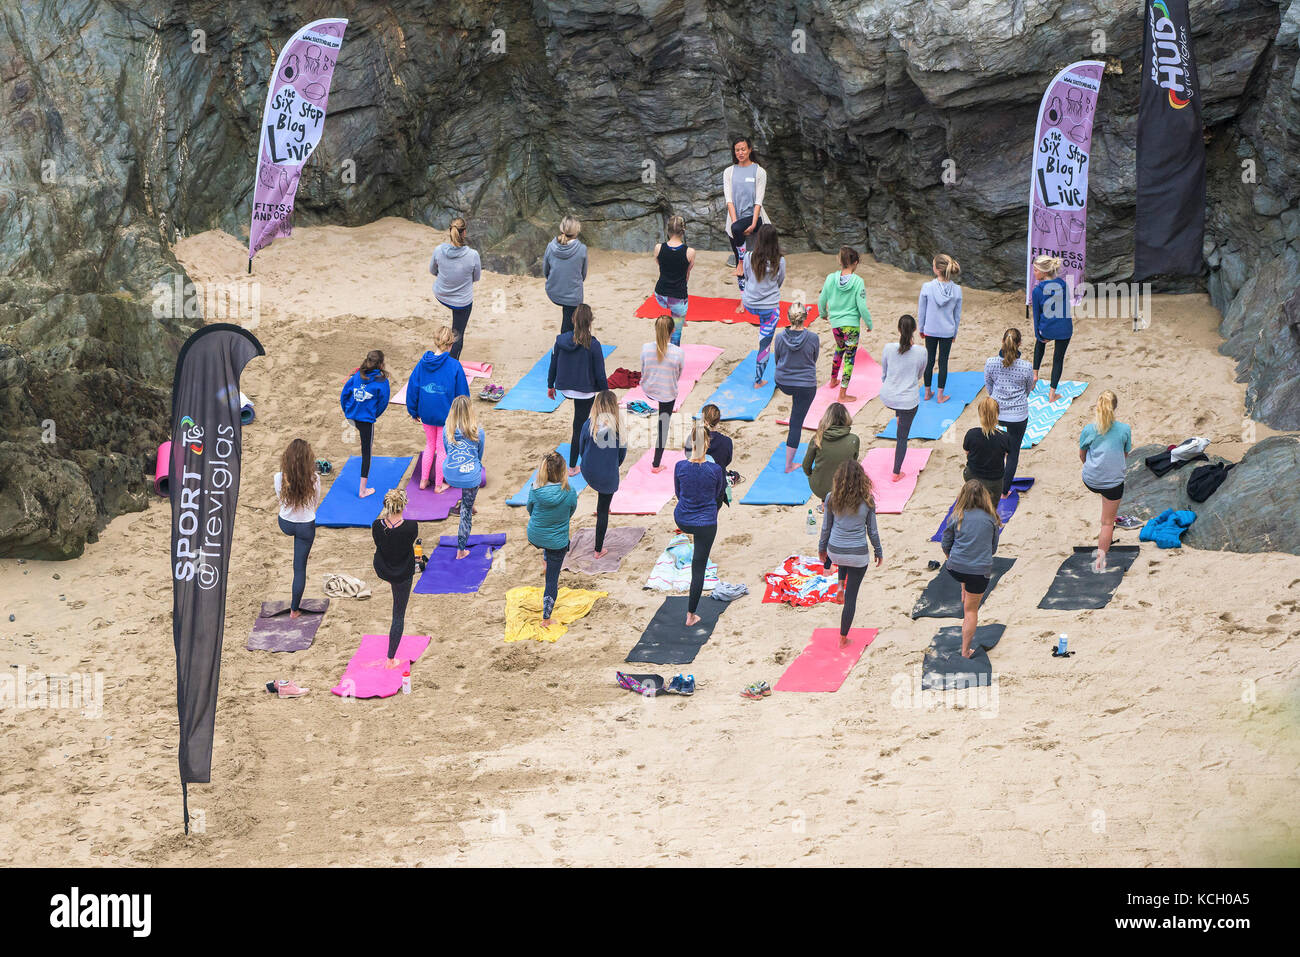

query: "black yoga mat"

left=921, top=624, right=1005, bottom=692
left=625, top=597, right=726, bottom=665
left=911, top=557, right=1017, bottom=619
left=1037, top=545, right=1140, bottom=611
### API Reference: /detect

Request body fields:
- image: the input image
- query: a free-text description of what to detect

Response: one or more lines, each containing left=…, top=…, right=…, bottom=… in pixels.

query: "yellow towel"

left=505, top=586, right=606, bottom=643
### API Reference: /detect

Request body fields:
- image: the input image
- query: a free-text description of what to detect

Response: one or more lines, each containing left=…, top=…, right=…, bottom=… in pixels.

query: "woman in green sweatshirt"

left=817, top=246, right=873, bottom=402
left=802, top=403, right=861, bottom=500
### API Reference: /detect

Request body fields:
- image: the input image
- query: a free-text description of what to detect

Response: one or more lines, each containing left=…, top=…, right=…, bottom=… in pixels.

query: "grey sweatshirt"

left=543, top=238, right=588, bottom=306
left=741, top=254, right=786, bottom=313
left=818, top=502, right=883, bottom=568
left=879, top=342, right=926, bottom=411
left=917, top=279, right=962, bottom=339
left=773, top=327, right=820, bottom=388
left=940, top=509, right=1001, bottom=576
left=430, top=243, right=482, bottom=308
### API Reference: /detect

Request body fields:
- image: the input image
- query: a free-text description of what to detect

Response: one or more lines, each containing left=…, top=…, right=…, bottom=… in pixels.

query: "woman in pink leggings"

left=405, top=324, right=470, bottom=493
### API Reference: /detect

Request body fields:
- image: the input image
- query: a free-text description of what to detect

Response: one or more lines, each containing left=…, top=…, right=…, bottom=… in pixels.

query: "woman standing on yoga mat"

left=674, top=423, right=727, bottom=627
left=543, top=215, right=588, bottom=334
left=547, top=304, right=609, bottom=475
left=442, top=395, right=485, bottom=560
left=818, top=460, right=884, bottom=647
left=527, top=451, right=579, bottom=627
left=641, top=314, right=686, bottom=474
left=683, top=403, right=733, bottom=469
left=941, top=480, right=1002, bottom=659
left=918, top=253, right=962, bottom=404
left=429, top=217, right=481, bottom=360
left=372, top=488, right=419, bottom=668
left=773, top=303, right=819, bottom=472
left=274, top=439, right=320, bottom=620
left=984, top=327, right=1035, bottom=497
left=339, top=350, right=391, bottom=500
left=1030, top=254, right=1073, bottom=402
left=1079, top=389, right=1132, bottom=573
left=817, top=246, right=873, bottom=402
left=652, top=215, right=695, bottom=346
left=723, top=137, right=767, bottom=268
left=735, top=223, right=785, bottom=385
left=879, top=314, right=927, bottom=483
left=803, top=402, right=860, bottom=501
left=963, top=397, right=1010, bottom=505
left=406, top=324, right=470, bottom=493
left=579, top=390, right=626, bottom=560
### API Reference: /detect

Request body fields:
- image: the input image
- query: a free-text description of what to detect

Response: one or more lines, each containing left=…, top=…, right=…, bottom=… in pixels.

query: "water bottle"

left=1057, top=633, right=1068, bottom=655
left=401, top=670, right=412, bottom=694
left=413, top=538, right=426, bottom=572
left=806, top=508, right=816, bottom=534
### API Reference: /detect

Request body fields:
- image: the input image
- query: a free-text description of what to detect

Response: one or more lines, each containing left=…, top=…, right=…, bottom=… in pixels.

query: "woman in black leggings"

left=819, top=461, right=884, bottom=646
left=547, top=304, right=608, bottom=474
left=772, top=304, right=820, bottom=472
left=1030, top=255, right=1073, bottom=402
left=372, top=488, right=420, bottom=668
left=673, top=424, right=727, bottom=627
left=578, top=391, right=626, bottom=558
left=273, top=439, right=320, bottom=617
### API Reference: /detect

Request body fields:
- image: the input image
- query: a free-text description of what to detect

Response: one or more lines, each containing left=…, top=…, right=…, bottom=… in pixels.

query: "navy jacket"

left=547, top=332, right=608, bottom=393
left=1032, top=277, right=1073, bottom=341
left=579, top=423, right=627, bottom=495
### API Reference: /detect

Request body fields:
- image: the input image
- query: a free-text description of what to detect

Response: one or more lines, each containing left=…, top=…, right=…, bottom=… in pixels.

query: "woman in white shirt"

left=274, top=438, right=321, bottom=618
left=723, top=137, right=767, bottom=267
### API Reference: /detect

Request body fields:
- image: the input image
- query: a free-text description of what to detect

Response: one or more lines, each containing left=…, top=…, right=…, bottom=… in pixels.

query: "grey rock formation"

left=0, top=0, right=1296, bottom=555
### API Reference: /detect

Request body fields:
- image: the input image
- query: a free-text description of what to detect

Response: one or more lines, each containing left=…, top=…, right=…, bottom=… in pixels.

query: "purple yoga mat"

left=930, top=477, right=1035, bottom=543
left=403, top=452, right=486, bottom=521
left=330, top=633, right=432, bottom=698
left=246, top=598, right=329, bottom=652
left=563, top=526, right=646, bottom=573
left=413, top=532, right=506, bottom=595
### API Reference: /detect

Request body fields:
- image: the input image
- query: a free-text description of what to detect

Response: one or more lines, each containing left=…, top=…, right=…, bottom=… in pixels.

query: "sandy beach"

left=1, top=217, right=1296, bottom=867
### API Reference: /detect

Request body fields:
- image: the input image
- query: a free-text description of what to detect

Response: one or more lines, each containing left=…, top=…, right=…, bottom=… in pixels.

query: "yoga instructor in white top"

left=723, top=137, right=767, bottom=268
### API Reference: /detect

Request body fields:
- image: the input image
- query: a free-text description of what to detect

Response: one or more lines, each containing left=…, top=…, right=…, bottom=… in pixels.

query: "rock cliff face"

left=0, top=0, right=1295, bottom=555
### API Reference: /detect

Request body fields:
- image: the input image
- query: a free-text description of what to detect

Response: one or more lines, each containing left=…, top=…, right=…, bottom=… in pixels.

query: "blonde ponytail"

left=933, top=253, right=961, bottom=282
left=449, top=217, right=468, bottom=247
left=1096, top=390, right=1118, bottom=435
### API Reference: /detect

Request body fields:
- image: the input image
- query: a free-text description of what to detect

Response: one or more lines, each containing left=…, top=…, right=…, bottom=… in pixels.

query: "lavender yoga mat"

left=563, top=526, right=646, bottom=573
left=929, top=477, right=1035, bottom=543
left=246, top=598, right=329, bottom=652
left=330, top=633, right=432, bottom=699
left=414, top=533, right=506, bottom=595
left=403, top=451, right=486, bottom=521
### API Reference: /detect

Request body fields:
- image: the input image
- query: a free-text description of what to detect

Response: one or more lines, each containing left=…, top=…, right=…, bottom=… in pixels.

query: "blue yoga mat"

left=506, top=443, right=589, bottom=506
left=1022, top=380, right=1088, bottom=448
left=696, top=349, right=776, bottom=421
left=930, top=477, right=1035, bottom=543
left=494, top=344, right=617, bottom=413
left=740, top=442, right=811, bottom=506
left=877, top=370, right=985, bottom=441
left=315, top=455, right=414, bottom=528
left=414, top=533, right=506, bottom=595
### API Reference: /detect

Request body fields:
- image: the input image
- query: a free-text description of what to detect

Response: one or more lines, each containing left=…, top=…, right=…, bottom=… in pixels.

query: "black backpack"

left=1187, top=462, right=1234, bottom=503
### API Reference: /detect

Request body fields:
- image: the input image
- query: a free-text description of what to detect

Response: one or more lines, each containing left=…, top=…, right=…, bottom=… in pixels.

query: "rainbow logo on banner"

left=1150, top=1, right=1193, bottom=109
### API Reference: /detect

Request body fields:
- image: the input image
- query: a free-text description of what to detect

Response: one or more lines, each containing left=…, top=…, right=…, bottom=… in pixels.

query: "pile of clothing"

left=762, top=555, right=840, bottom=606
left=1144, top=436, right=1209, bottom=477
left=1139, top=509, right=1197, bottom=548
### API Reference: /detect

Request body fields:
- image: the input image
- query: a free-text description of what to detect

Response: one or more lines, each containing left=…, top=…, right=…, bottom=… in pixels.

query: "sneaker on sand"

left=726, top=253, right=737, bottom=268
left=273, top=679, right=309, bottom=698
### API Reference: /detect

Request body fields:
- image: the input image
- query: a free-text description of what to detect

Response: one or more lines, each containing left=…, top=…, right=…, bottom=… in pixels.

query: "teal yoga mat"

left=696, top=349, right=776, bottom=421
left=877, top=370, right=985, bottom=441
left=506, top=443, right=589, bottom=506
left=494, top=345, right=616, bottom=413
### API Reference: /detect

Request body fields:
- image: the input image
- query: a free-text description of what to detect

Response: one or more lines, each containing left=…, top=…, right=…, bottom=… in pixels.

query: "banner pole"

left=248, top=258, right=252, bottom=275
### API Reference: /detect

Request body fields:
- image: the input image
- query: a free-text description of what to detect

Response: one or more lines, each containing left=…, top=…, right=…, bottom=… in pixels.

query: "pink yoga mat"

left=861, top=447, right=932, bottom=513
left=330, top=633, right=432, bottom=698
left=403, top=451, right=485, bottom=520
left=777, top=353, right=883, bottom=428
left=154, top=440, right=172, bottom=496
left=610, top=449, right=685, bottom=515
left=393, top=361, right=492, bottom=405
left=775, top=627, right=878, bottom=692
left=620, top=344, right=724, bottom=412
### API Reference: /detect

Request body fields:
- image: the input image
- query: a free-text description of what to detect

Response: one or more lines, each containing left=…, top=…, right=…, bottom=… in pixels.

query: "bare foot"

left=828, top=378, right=839, bottom=389
left=936, top=393, right=951, bottom=404
left=834, top=593, right=845, bottom=605
left=924, top=388, right=934, bottom=401
left=1032, top=370, right=1040, bottom=384
left=1001, top=491, right=1012, bottom=500
left=359, top=486, right=375, bottom=498
left=289, top=609, right=302, bottom=619
left=685, top=612, right=701, bottom=627
left=891, top=472, right=904, bottom=483
left=567, top=466, right=580, bottom=477
left=734, top=304, right=745, bottom=314
left=594, top=548, right=607, bottom=559
left=419, top=479, right=430, bottom=490
left=540, top=617, right=553, bottom=628
left=784, top=463, right=800, bottom=473
left=961, top=645, right=975, bottom=659
left=456, top=549, right=469, bottom=560
left=434, top=484, right=448, bottom=495
left=839, top=633, right=850, bottom=648
left=838, top=392, right=858, bottom=403
left=753, top=379, right=767, bottom=389
left=385, top=658, right=401, bottom=669
left=1048, top=390, right=1059, bottom=403
left=651, top=465, right=666, bottom=474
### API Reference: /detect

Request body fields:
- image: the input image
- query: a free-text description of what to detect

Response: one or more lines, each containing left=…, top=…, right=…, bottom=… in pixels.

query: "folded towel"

left=323, top=572, right=371, bottom=599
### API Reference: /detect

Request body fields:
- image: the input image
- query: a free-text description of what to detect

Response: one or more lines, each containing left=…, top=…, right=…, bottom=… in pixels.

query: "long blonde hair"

left=534, top=450, right=569, bottom=489
left=977, top=396, right=1000, bottom=437
left=380, top=488, right=407, bottom=521
left=1000, top=327, right=1022, bottom=367
left=653, top=314, right=674, bottom=361
left=449, top=217, right=468, bottom=247
left=557, top=215, right=581, bottom=244
left=431, top=323, right=457, bottom=353
left=812, top=402, right=851, bottom=450
left=687, top=423, right=711, bottom=463
left=446, top=394, right=479, bottom=443
left=953, top=478, right=1000, bottom=533
left=1033, top=254, right=1062, bottom=278
left=587, top=390, right=620, bottom=440
left=1096, top=390, right=1118, bottom=435
left=933, top=253, right=961, bottom=281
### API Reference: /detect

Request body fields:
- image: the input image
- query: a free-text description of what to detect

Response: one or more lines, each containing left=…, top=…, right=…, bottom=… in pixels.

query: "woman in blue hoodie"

left=917, top=253, right=963, bottom=404
left=442, top=395, right=485, bottom=559
left=543, top=215, right=588, bottom=334
left=674, top=423, right=728, bottom=627
left=405, top=324, right=470, bottom=493
left=527, top=451, right=579, bottom=627
left=578, top=390, right=626, bottom=559
left=339, top=350, right=391, bottom=499
left=429, top=217, right=482, bottom=360
left=547, top=304, right=608, bottom=474
left=1030, top=254, right=1073, bottom=402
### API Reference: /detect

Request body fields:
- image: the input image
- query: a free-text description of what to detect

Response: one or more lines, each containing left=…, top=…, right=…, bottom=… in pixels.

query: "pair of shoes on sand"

left=478, top=383, right=505, bottom=401
left=265, top=679, right=308, bottom=698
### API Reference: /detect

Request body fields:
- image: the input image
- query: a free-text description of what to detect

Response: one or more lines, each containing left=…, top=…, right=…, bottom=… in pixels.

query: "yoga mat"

left=696, top=350, right=776, bottom=421
left=621, top=344, right=724, bottom=412
left=1022, top=380, right=1088, bottom=448
left=507, top=443, right=588, bottom=507
left=239, top=391, right=255, bottom=425
left=610, top=449, right=684, bottom=515
left=930, top=477, right=1035, bottom=543
left=316, top=455, right=415, bottom=528
left=330, top=633, right=432, bottom=699
left=876, top=370, right=986, bottom=441
left=404, top=451, right=486, bottom=520
left=777, top=353, right=883, bottom=428
left=740, top=443, right=812, bottom=506
left=625, top=596, right=727, bottom=665
left=774, top=627, right=878, bottom=692
left=921, top=624, right=1005, bottom=692
left=494, top=345, right=616, bottom=412
left=634, top=294, right=818, bottom=327
left=393, top=362, right=492, bottom=405
left=911, top=557, right=1017, bottom=619
left=1037, top=545, right=1140, bottom=610
left=505, top=586, right=606, bottom=642
left=860, top=447, right=931, bottom=513
left=154, top=440, right=172, bottom=496
left=563, top=526, right=646, bottom=573
left=414, top=533, right=506, bottom=595
left=246, top=598, right=329, bottom=652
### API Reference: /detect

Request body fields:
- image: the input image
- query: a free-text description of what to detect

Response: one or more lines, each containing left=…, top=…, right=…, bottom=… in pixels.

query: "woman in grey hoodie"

left=879, top=315, right=927, bottom=482
left=940, top=480, right=1002, bottom=658
left=917, top=253, right=962, bottom=404
left=430, top=217, right=483, bottom=360
left=772, top=303, right=819, bottom=471
left=543, top=215, right=589, bottom=333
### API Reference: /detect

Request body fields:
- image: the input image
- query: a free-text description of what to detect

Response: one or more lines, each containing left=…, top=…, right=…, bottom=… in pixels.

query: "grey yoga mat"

left=921, top=624, right=1005, bottom=692
left=246, top=598, right=329, bottom=652
left=1037, top=545, right=1140, bottom=611
left=625, top=597, right=726, bottom=665
left=911, top=557, right=1017, bottom=619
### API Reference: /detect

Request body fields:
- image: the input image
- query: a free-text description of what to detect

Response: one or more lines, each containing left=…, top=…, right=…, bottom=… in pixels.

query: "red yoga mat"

left=774, top=627, right=878, bottom=692
left=634, top=295, right=818, bottom=327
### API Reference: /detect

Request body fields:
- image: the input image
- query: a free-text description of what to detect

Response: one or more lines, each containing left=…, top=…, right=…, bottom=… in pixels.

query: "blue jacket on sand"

left=406, top=350, right=469, bottom=426
left=442, top=427, right=485, bottom=489
left=547, top=332, right=608, bottom=393
left=579, top=423, right=626, bottom=495
left=527, top=482, right=578, bottom=550
left=340, top=369, right=391, bottom=423
left=1032, top=277, right=1073, bottom=341
left=1139, top=509, right=1196, bottom=549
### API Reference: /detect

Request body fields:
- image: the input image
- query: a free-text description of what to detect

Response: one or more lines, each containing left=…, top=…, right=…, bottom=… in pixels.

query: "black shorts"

left=1084, top=480, right=1125, bottom=501
left=947, top=568, right=989, bottom=594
